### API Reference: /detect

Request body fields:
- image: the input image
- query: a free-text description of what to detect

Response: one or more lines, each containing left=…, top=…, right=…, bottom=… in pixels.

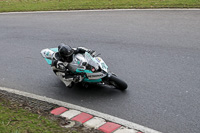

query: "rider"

left=51, top=43, right=95, bottom=87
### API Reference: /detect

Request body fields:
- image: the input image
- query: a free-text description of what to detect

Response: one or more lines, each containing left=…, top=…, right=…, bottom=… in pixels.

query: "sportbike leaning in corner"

left=41, top=43, right=128, bottom=91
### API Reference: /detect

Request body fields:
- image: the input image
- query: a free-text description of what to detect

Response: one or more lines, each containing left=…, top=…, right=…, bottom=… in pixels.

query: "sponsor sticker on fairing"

left=96, top=57, right=101, bottom=62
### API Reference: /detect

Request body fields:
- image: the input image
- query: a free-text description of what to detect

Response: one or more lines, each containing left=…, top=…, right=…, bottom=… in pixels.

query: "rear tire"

left=109, top=75, right=128, bottom=90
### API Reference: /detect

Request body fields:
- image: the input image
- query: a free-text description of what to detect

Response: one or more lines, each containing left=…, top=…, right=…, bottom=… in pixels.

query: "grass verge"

left=0, top=98, right=76, bottom=133
left=0, top=0, right=200, bottom=12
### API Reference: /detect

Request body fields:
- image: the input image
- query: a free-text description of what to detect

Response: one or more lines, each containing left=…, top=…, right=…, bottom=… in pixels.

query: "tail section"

left=41, top=48, right=56, bottom=65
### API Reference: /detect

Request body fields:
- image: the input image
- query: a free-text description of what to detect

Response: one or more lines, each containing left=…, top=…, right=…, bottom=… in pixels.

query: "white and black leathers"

left=51, top=46, right=95, bottom=87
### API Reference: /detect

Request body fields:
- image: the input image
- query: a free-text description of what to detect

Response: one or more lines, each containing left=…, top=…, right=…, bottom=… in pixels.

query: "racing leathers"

left=51, top=47, right=95, bottom=87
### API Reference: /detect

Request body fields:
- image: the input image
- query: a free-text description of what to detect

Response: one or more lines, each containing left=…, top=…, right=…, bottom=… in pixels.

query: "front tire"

left=109, top=75, right=128, bottom=90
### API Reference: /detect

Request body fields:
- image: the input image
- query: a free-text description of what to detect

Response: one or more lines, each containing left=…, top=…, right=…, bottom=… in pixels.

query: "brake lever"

left=95, top=53, right=101, bottom=57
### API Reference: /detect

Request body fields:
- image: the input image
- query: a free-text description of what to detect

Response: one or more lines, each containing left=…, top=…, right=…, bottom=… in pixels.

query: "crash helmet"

left=58, top=43, right=74, bottom=63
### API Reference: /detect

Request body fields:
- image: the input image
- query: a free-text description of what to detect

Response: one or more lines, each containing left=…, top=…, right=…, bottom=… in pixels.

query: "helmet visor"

left=61, top=49, right=74, bottom=57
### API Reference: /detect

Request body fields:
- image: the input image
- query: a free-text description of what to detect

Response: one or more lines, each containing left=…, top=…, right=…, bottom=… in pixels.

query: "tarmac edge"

left=0, top=8, right=200, bottom=15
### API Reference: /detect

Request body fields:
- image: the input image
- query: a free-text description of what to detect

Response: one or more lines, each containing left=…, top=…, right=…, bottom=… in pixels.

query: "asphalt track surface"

left=0, top=10, right=200, bottom=133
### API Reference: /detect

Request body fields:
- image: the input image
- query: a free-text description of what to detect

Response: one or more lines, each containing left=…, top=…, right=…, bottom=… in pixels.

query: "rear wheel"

left=109, top=75, right=128, bottom=91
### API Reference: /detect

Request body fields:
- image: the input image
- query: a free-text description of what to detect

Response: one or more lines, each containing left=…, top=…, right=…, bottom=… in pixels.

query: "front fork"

left=107, top=71, right=117, bottom=78
left=102, top=71, right=117, bottom=84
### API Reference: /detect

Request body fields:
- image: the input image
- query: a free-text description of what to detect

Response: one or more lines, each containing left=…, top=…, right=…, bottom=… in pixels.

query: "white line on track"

left=0, top=9, right=200, bottom=15
left=0, top=86, right=161, bottom=133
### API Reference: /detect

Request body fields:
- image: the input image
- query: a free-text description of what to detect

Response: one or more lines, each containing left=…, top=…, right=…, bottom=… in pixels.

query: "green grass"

left=0, top=0, right=200, bottom=12
left=0, top=100, right=74, bottom=133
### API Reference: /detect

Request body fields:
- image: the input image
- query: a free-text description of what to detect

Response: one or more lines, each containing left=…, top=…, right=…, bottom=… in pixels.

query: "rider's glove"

left=88, top=50, right=96, bottom=57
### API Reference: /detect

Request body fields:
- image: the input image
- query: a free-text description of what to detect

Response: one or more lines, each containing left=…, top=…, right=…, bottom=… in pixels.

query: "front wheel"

left=108, top=75, right=128, bottom=90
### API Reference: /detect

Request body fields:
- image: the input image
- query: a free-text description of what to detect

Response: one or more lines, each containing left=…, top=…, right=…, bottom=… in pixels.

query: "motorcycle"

left=41, top=47, right=128, bottom=90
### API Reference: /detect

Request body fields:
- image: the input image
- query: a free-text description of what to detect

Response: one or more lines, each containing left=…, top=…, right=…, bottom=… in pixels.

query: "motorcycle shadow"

left=58, top=81, right=127, bottom=96
left=52, top=80, right=128, bottom=104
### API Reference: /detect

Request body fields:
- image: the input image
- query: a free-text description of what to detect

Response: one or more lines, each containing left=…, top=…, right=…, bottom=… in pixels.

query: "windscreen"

left=85, top=52, right=99, bottom=70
